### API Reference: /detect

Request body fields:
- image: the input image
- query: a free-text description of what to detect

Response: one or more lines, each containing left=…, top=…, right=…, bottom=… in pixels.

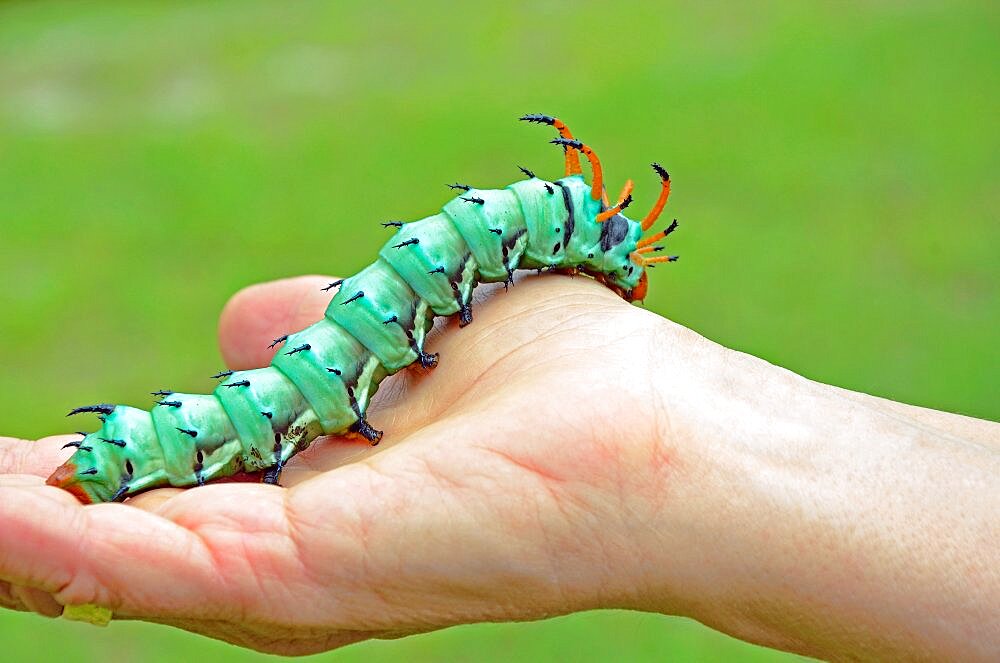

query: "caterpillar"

left=47, top=114, right=680, bottom=504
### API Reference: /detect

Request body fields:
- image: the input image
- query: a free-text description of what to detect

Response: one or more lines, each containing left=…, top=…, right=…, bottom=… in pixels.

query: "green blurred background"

left=0, top=0, right=996, bottom=660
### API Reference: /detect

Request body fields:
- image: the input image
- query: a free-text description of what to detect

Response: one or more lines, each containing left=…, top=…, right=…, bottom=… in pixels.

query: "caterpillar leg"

left=262, top=464, right=282, bottom=485
left=519, top=114, right=583, bottom=177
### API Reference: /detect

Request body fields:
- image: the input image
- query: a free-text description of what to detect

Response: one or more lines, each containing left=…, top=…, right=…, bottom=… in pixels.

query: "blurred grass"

left=0, top=0, right=996, bottom=661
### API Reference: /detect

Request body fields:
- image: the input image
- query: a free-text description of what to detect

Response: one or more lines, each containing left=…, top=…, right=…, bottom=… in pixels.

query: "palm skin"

left=0, top=274, right=685, bottom=654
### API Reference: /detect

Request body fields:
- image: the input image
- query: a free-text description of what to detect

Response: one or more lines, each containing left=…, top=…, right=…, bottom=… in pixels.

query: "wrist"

left=619, top=322, right=998, bottom=659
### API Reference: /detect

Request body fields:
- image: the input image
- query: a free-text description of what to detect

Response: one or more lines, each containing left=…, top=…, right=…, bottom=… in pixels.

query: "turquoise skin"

left=48, top=174, right=650, bottom=503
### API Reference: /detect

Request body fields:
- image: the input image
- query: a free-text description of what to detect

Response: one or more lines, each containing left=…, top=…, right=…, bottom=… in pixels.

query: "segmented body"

left=48, top=116, right=679, bottom=504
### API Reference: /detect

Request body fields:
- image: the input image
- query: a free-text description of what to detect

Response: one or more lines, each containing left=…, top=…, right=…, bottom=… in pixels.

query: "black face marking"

left=553, top=181, right=576, bottom=245
left=321, top=279, right=344, bottom=292
left=268, top=334, right=288, bottom=349
left=223, top=380, right=251, bottom=388
left=341, top=290, right=365, bottom=305
left=599, top=215, right=630, bottom=252
left=67, top=404, right=114, bottom=417
left=125, top=459, right=134, bottom=475
left=100, top=437, right=126, bottom=448
left=552, top=242, right=561, bottom=254
left=81, top=468, right=98, bottom=476
left=211, top=370, right=234, bottom=379
left=285, top=343, right=311, bottom=356
left=274, top=432, right=281, bottom=445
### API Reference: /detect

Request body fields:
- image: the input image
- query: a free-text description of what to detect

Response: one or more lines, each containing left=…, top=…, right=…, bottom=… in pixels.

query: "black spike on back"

left=519, top=113, right=556, bottom=126
left=518, top=165, right=536, bottom=179
left=393, top=238, right=420, bottom=249
left=81, top=468, right=98, bottom=476
left=651, top=162, right=670, bottom=181
left=99, top=437, right=126, bottom=448
left=544, top=183, right=554, bottom=195
left=150, top=389, right=173, bottom=397
left=321, top=279, right=344, bottom=292
left=156, top=400, right=182, bottom=408
left=210, top=370, right=234, bottom=379
left=67, top=404, right=114, bottom=417
left=176, top=428, right=198, bottom=438
left=326, top=367, right=342, bottom=375
left=461, top=196, right=485, bottom=205
left=62, top=440, right=82, bottom=450
left=447, top=183, right=471, bottom=191
left=268, top=334, right=289, bottom=349
left=223, top=380, right=251, bottom=388
left=340, top=290, right=364, bottom=305
left=285, top=343, right=311, bottom=356
left=428, top=266, right=445, bottom=275
left=381, top=221, right=404, bottom=228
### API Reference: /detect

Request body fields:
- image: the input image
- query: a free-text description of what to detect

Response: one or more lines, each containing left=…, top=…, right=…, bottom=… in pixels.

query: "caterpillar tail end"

left=46, top=461, right=97, bottom=505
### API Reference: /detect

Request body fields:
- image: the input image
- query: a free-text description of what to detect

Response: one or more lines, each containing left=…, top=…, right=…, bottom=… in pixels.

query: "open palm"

left=0, top=274, right=683, bottom=654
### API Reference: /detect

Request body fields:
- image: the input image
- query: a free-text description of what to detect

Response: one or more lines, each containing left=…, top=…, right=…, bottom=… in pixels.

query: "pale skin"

left=0, top=275, right=996, bottom=660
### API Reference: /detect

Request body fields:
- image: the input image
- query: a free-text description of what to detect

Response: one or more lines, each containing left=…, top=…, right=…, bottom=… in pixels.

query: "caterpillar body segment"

left=48, top=115, right=681, bottom=503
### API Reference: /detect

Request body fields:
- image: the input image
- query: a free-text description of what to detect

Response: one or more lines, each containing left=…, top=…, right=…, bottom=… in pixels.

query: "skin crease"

left=0, top=274, right=997, bottom=660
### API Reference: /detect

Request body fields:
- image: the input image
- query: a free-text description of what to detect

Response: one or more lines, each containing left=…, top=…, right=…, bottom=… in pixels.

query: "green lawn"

left=0, top=1, right=996, bottom=660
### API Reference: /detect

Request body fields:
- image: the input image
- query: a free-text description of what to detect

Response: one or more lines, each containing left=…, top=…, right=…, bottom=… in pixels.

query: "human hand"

left=2, top=273, right=996, bottom=660
left=0, top=274, right=690, bottom=654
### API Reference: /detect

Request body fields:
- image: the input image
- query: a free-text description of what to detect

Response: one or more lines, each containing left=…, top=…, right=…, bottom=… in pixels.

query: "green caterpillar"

left=48, top=114, right=679, bottom=504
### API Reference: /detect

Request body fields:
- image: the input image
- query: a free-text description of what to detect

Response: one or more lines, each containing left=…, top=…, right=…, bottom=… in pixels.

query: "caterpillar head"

left=519, top=115, right=678, bottom=303
left=584, top=164, right=678, bottom=303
